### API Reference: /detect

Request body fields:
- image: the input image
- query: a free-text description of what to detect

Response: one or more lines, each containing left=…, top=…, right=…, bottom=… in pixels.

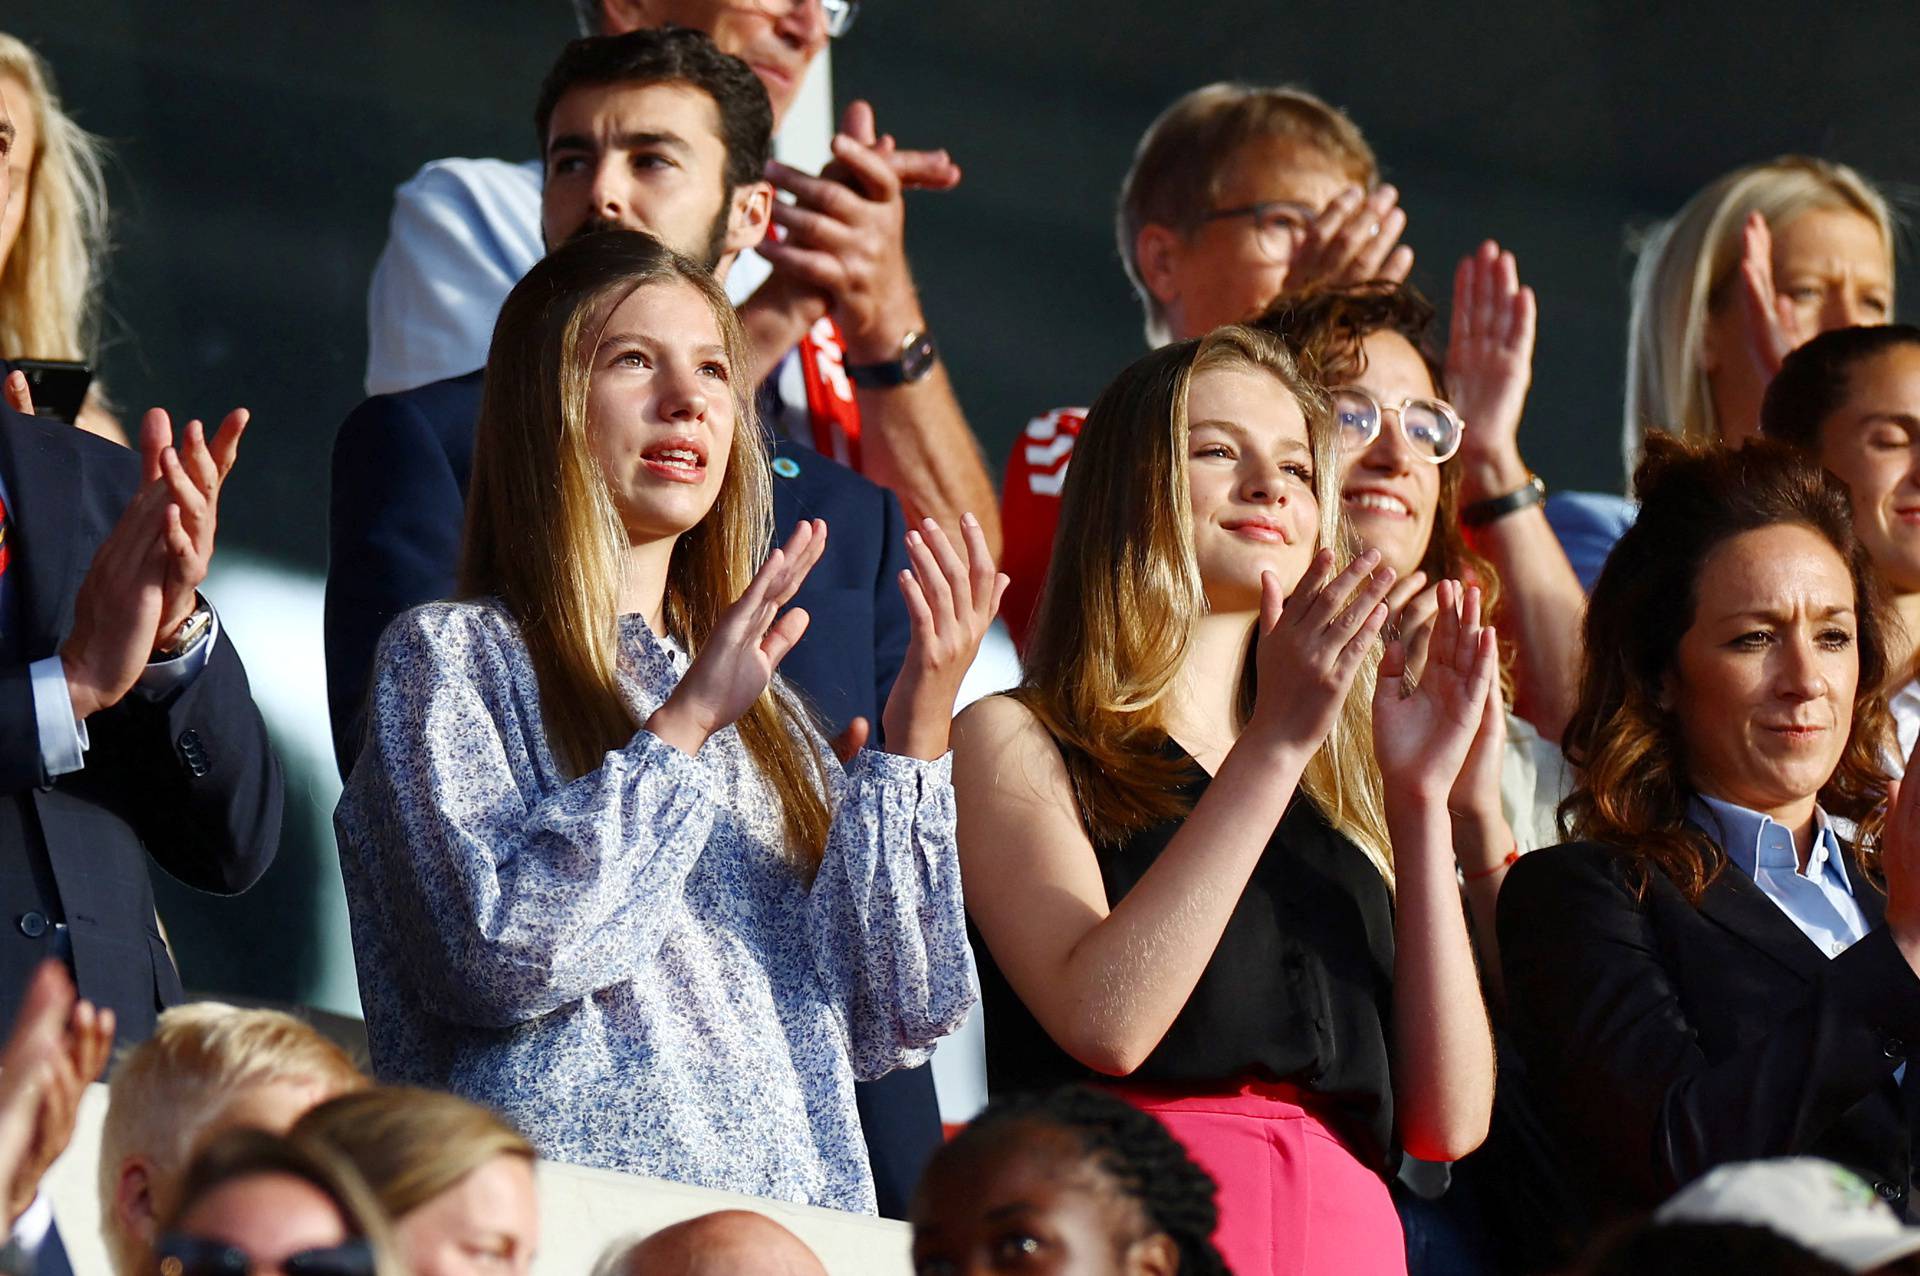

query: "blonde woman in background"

left=295, top=1087, right=539, bottom=1276
left=956, top=327, right=1497, bottom=1275
left=1549, top=155, right=1896, bottom=587
left=0, top=32, right=122, bottom=443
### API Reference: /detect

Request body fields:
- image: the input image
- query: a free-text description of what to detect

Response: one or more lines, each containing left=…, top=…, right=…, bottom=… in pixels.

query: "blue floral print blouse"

left=334, top=601, right=974, bottom=1213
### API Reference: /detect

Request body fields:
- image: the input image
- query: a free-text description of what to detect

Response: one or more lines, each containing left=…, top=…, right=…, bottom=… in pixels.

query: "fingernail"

left=907, top=530, right=922, bottom=546
left=962, top=511, right=978, bottom=527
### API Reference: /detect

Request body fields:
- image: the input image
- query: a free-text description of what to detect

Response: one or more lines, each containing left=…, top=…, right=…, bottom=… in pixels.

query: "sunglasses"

left=155, top=1235, right=376, bottom=1276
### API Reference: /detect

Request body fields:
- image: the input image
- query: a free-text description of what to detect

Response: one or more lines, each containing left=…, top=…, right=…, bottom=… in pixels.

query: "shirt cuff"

left=29, top=656, right=87, bottom=779
left=135, top=605, right=220, bottom=701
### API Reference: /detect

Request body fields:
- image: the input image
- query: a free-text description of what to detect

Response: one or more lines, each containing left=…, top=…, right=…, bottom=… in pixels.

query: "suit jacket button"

left=17, top=912, right=46, bottom=939
left=1888, top=1036, right=1908, bottom=1060
left=177, top=730, right=211, bottom=778
left=1876, top=1180, right=1903, bottom=1202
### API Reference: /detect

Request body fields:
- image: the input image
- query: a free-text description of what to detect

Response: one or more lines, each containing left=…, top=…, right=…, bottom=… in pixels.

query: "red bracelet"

left=1465, top=850, right=1520, bottom=882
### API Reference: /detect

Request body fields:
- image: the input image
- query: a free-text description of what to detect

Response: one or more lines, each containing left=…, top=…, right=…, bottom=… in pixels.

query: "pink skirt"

left=1105, top=1079, right=1406, bottom=1276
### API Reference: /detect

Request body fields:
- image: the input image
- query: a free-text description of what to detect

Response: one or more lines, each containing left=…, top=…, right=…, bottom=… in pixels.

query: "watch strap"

left=1460, top=473, right=1547, bottom=528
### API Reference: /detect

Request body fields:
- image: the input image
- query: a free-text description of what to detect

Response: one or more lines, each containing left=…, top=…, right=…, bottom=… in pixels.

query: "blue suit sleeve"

left=871, top=487, right=911, bottom=749
left=325, top=393, right=467, bottom=779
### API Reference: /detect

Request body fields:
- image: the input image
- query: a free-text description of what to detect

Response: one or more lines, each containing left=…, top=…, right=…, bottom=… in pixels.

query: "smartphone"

left=7, top=358, right=93, bottom=426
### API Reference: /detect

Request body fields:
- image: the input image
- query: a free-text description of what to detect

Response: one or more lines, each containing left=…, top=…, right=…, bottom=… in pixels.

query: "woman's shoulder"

left=376, top=599, right=524, bottom=671
left=1501, top=840, right=1655, bottom=918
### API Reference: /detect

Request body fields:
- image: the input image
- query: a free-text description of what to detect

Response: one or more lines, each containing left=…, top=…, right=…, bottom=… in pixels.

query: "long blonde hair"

left=1017, top=326, right=1393, bottom=884
left=0, top=33, right=110, bottom=363
left=459, top=230, right=831, bottom=868
left=294, top=1086, right=535, bottom=1221
left=1622, top=155, right=1894, bottom=474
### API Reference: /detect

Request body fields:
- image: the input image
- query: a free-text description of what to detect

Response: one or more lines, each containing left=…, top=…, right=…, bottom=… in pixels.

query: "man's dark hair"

left=534, top=27, right=774, bottom=194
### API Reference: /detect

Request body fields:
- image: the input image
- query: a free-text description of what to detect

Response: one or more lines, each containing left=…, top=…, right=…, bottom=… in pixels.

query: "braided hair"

left=936, top=1086, right=1228, bottom=1276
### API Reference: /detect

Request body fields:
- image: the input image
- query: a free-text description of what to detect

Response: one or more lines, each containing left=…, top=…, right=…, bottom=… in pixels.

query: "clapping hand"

left=1445, top=241, right=1537, bottom=501
left=1286, top=185, right=1416, bottom=292
left=1737, top=211, right=1808, bottom=385
left=648, top=519, right=828, bottom=757
left=1244, top=548, right=1396, bottom=760
left=1373, top=580, right=1500, bottom=803
left=0, top=961, right=114, bottom=1227
left=880, top=513, right=1007, bottom=761
left=59, top=406, right=250, bottom=720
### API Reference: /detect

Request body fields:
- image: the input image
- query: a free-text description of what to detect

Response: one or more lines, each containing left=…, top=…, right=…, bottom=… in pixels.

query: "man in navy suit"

left=0, top=362, right=283, bottom=1047
left=326, top=28, right=936, bottom=1218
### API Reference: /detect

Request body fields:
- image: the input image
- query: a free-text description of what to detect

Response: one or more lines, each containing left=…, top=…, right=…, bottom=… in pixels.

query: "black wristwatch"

left=847, top=329, right=939, bottom=389
left=1460, top=473, right=1548, bottom=528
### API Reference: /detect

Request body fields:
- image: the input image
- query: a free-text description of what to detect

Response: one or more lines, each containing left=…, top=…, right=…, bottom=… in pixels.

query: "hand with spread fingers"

left=1286, top=184, right=1416, bottom=292
left=880, top=513, right=1007, bottom=761
left=1246, top=548, right=1396, bottom=761
left=1373, top=580, right=1501, bottom=804
left=143, top=407, right=250, bottom=636
left=647, top=519, right=829, bottom=757
left=1446, top=241, right=1538, bottom=503
left=1883, top=730, right=1920, bottom=973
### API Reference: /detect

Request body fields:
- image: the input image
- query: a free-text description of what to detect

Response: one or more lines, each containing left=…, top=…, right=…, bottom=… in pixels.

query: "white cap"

left=1655, top=1158, right=1920, bottom=1273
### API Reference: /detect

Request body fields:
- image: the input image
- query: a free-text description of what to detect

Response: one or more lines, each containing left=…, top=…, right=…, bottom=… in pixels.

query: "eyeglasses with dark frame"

left=155, top=1234, right=377, bottom=1276
left=1199, top=199, right=1317, bottom=263
left=1331, top=386, right=1464, bottom=464
left=752, top=0, right=861, bottom=38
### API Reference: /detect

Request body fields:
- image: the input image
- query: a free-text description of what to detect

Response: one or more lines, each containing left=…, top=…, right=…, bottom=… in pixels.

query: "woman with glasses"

left=157, top=1128, right=403, bottom=1276
left=1258, top=251, right=1586, bottom=927
left=955, top=326, right=1498, bottom=1275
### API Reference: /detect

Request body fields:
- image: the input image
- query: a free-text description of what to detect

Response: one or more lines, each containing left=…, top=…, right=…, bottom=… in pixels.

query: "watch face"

left=901, top=332, right=938, bottom=382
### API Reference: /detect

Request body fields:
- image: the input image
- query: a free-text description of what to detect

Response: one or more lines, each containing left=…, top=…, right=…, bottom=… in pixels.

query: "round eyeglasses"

left=752, top=0, right=861, bottom=37
left=1199, top=199, right=1316, bottom=264
left=1331, top=387, right=1463, bottom=463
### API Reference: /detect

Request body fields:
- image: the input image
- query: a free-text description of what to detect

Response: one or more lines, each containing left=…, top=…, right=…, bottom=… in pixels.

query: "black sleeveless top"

left=972, top=744, right=1400, bottom=1168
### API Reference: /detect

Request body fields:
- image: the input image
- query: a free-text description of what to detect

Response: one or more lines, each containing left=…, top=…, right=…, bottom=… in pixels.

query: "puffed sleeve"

left=805, top=747, right=976, bottom=1081
left=337, top=606, right=717, bottom=1028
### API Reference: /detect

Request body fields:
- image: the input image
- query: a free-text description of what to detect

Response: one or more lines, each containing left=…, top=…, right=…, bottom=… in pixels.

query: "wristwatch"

left=154, top=596, right=214, bottom=661
left=847, top=329, right=939, bottom=389
left=1460, top=473, right=1548, bottom=528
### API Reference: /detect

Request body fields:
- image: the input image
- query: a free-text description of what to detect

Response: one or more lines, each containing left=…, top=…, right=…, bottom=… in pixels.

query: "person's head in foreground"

left=1624, top=154, right=1895, bottom=466
left=99, top=1003, right=367, bottom=1276
left=601, top=1209, right=827, bottom=1276
left=1118, top=82, right=1383, bottom=348
left=1017, top=324, right=1391, bottom=878
left=535, top=26, right=774, bottom=270
left=1560, top=434, right=1896, bottom=899
left=463, top=227, right=831, bottom=860
left=571, top=0, right=851, bottom=127
left=910, top=1086, right=1228, bottom=1276
left=156, top=1126, right=403, bottom=1276
left=1631, top=1157, right=1920, bottom=1274
left=292, top=1086, right=539, bottom=1276
left=1763, top=324, right=1920, bottom=672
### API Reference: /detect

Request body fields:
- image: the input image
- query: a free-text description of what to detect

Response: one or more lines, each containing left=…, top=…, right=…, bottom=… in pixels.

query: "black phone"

left=7, top=358, right=93, bottom=426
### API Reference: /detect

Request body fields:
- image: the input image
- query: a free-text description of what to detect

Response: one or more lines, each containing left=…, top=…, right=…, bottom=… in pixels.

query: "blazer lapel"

left=0, top=409, right=87, bottom=659
left=1695, top=862, right=1833, bottom=985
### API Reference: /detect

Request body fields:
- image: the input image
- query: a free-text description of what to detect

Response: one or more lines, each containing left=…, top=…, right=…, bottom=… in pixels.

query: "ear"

left=1135, top=223, right=1185, bottom=309
left=1124, top=1233, right=1181, bottom=1276
left=725, top=180, right=775, bottom=257
left=114, top=1157, right=159, bottom=1250
left=598, top=0, right=650, bottom=35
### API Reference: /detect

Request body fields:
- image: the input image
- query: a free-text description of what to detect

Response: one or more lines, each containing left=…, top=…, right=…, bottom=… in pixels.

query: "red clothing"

left=998, top=406, right=1084, bottom=650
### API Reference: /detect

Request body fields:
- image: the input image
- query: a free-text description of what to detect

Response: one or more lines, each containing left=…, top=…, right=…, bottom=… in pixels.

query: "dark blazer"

left=0, top=400, right=283, bottom=1045
left=324, top=368, right=913, bottom=779
left=1498, top=839, right=1920, bottom=1225
left=323, top=366, right=935, bottom=1219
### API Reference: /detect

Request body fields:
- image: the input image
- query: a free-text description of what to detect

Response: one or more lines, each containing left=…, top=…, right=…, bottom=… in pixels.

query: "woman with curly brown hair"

left=1497, top=434, right=1920, bottom=1233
